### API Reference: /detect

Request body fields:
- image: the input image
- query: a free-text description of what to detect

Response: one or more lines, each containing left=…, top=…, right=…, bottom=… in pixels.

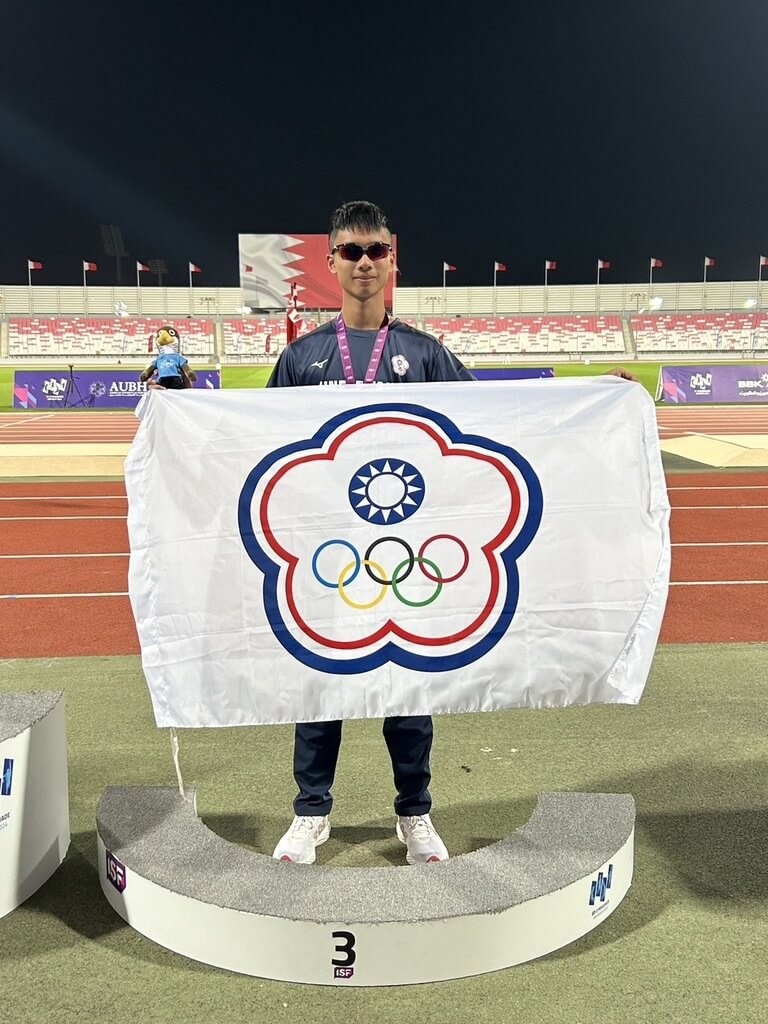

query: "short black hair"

left=329, top=200, right=391, bottom=243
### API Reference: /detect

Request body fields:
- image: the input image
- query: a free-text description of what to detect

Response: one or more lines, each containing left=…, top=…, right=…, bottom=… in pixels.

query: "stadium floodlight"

left=650, top=296, right=664, bottom=310
left=744, top=297, right=758, bottom=308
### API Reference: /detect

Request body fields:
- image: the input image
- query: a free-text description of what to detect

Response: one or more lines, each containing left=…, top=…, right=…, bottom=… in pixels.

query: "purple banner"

left=13, top=369, right=221, bottom=409
left=660, top=365, right=768, bottom=404
left=471, top=367, right=554, bottom=380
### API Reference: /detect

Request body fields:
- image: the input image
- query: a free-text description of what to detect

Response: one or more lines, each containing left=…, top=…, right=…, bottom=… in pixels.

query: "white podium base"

left=97, top=788, right=634, bottom=985
left=0, top=691, right=70, bottom=919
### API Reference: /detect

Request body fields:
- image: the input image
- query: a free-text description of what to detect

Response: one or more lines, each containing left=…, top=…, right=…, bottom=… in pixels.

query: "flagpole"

left=442, top=263, right=446, bottom=290
left=703, top=258, right=707, bottom=285
left=759, top=257, right=763, bottom=310
left=649, top=259, right=653, bottom=294
left=27, top=264, right=31, bottom=288
left=493, top=263, right=497, bottom=314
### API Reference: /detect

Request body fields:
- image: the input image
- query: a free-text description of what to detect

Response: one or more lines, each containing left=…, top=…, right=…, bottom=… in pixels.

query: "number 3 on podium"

left=331, top=930, right=357, bottom=967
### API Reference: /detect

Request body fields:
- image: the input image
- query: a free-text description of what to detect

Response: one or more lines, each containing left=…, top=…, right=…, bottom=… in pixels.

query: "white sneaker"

left=272, top=815, right=331, bottom=864
left=396, top=813, right=449, bottom=865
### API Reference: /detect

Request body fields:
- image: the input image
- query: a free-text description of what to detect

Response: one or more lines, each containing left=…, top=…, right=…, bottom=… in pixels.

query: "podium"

left=0, top=692, right=70, bottom=919
left=97, top=786, right=634, bottom=985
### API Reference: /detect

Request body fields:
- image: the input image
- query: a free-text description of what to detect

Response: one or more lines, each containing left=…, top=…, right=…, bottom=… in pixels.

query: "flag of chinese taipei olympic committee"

left=125, top=379, right=670, bottom=728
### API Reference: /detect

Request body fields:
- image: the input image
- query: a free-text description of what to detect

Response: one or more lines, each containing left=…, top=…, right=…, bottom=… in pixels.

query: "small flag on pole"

left=494, top=261, right=506, bottom=272
left=545, top=260, right=557, bottom=271
left=760, top=256, right=768, bottom=267
left=188, top=261, right=202, bottom=294
left=243, top=264, right=254, bottom=273
left=650, top=258, right=663, bottom=269
left=137, top=260, right=150, bottom=290
left=83, top=261, right=98, bottom=272
left=704, top=257, right=715, bottom=267
left=27, top=260, right=42, bottom=287
left=597, top=260, right=611, bottom=270
left=443, top=262, right=456, bottom=272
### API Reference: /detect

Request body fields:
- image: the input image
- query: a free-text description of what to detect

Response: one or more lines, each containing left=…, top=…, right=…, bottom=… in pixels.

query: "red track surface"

left=656, top=406, right=768, bottom=436
left=2, top=404, right=768, bottom=444
left=0, top=409, right=766, bottom=657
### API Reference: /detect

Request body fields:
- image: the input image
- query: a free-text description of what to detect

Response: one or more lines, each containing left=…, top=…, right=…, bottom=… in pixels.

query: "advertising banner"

left=659, top=365, right=768, bottom=403
left=471, top=368, right=554, bottom=380
left=13, top=370, right=221, bottom=410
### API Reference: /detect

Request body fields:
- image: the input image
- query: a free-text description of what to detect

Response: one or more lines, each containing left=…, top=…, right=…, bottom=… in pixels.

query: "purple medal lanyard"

left=335, top=315, right=389, bottom=384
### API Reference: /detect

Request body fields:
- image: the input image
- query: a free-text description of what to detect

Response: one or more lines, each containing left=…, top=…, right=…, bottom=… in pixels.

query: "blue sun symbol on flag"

left=348, top=458, right=425, bottom=524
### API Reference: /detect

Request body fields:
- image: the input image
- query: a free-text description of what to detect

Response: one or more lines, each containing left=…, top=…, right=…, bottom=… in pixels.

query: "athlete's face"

left=327, top=227, right=394, bottom=302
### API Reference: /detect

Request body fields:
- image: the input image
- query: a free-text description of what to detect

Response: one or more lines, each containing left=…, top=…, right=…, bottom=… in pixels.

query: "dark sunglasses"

left=331, top=242, right=392, bottom=262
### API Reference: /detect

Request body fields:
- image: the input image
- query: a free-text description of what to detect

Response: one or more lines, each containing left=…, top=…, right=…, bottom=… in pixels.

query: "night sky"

left=1, top=1, right=766, bottom=289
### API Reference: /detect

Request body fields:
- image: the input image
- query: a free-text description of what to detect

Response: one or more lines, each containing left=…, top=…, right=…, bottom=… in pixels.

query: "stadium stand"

left=7, top=317, right=216, bottom=359
left=421, top=315, right=626, bottom=358
left=631, top=313, right=768, bottom=354
left=5, top=312, right=768, bottom=363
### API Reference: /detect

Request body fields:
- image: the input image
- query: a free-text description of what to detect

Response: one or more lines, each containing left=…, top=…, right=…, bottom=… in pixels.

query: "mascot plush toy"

left=139, top=326, right=197, bottom=390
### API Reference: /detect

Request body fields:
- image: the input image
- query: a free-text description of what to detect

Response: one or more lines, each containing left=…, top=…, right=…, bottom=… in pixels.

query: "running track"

left=0, top=407, right=766, bottom=657
left=2, top=405, right=768, bottom=444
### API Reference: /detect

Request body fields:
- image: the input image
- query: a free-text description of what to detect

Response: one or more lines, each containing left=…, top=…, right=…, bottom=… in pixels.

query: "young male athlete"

left=268, top=200, right=638, bottom=867
left=269, top=200, right=473, bottom=866
left=140, top=326, right=197, bottom=390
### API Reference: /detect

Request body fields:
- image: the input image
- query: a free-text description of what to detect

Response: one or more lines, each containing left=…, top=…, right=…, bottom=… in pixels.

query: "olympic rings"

left=310, top=533, right=469, bottom=609
left=364, top=536, right=415, bottom=585
left=313, top=539, right=360, bottom=588
left=391, top=557, right=443, bottom=607
left=338, top=560, right=388, bottom=610
left=418, top=534, right=470, bottom=584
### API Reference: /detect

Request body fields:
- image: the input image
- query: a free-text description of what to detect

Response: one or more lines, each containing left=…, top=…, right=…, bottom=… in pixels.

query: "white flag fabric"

left=126, top=379, right=670, bottom=728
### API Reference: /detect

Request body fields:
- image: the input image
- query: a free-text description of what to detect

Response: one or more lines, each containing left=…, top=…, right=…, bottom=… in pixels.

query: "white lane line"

left=671, top=505, right=768, bottom=510
left=0, top=414, right=57, bottom=429
left=0, top=543, right=766, bottom=560
left=0, top=552, right=128, bottom=559
left=4, top=583, right=766, bottom=597
left=669, top=580, right=768, bottom=586
left=667, top=486, right=768, bottom=491
left=0, top=515, right=126, bottom=521
left=0, top=495, right=126, bottom=501
left=0, top=591, right=129, bottom=599
left=671, top=541, right=768, bottom=547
